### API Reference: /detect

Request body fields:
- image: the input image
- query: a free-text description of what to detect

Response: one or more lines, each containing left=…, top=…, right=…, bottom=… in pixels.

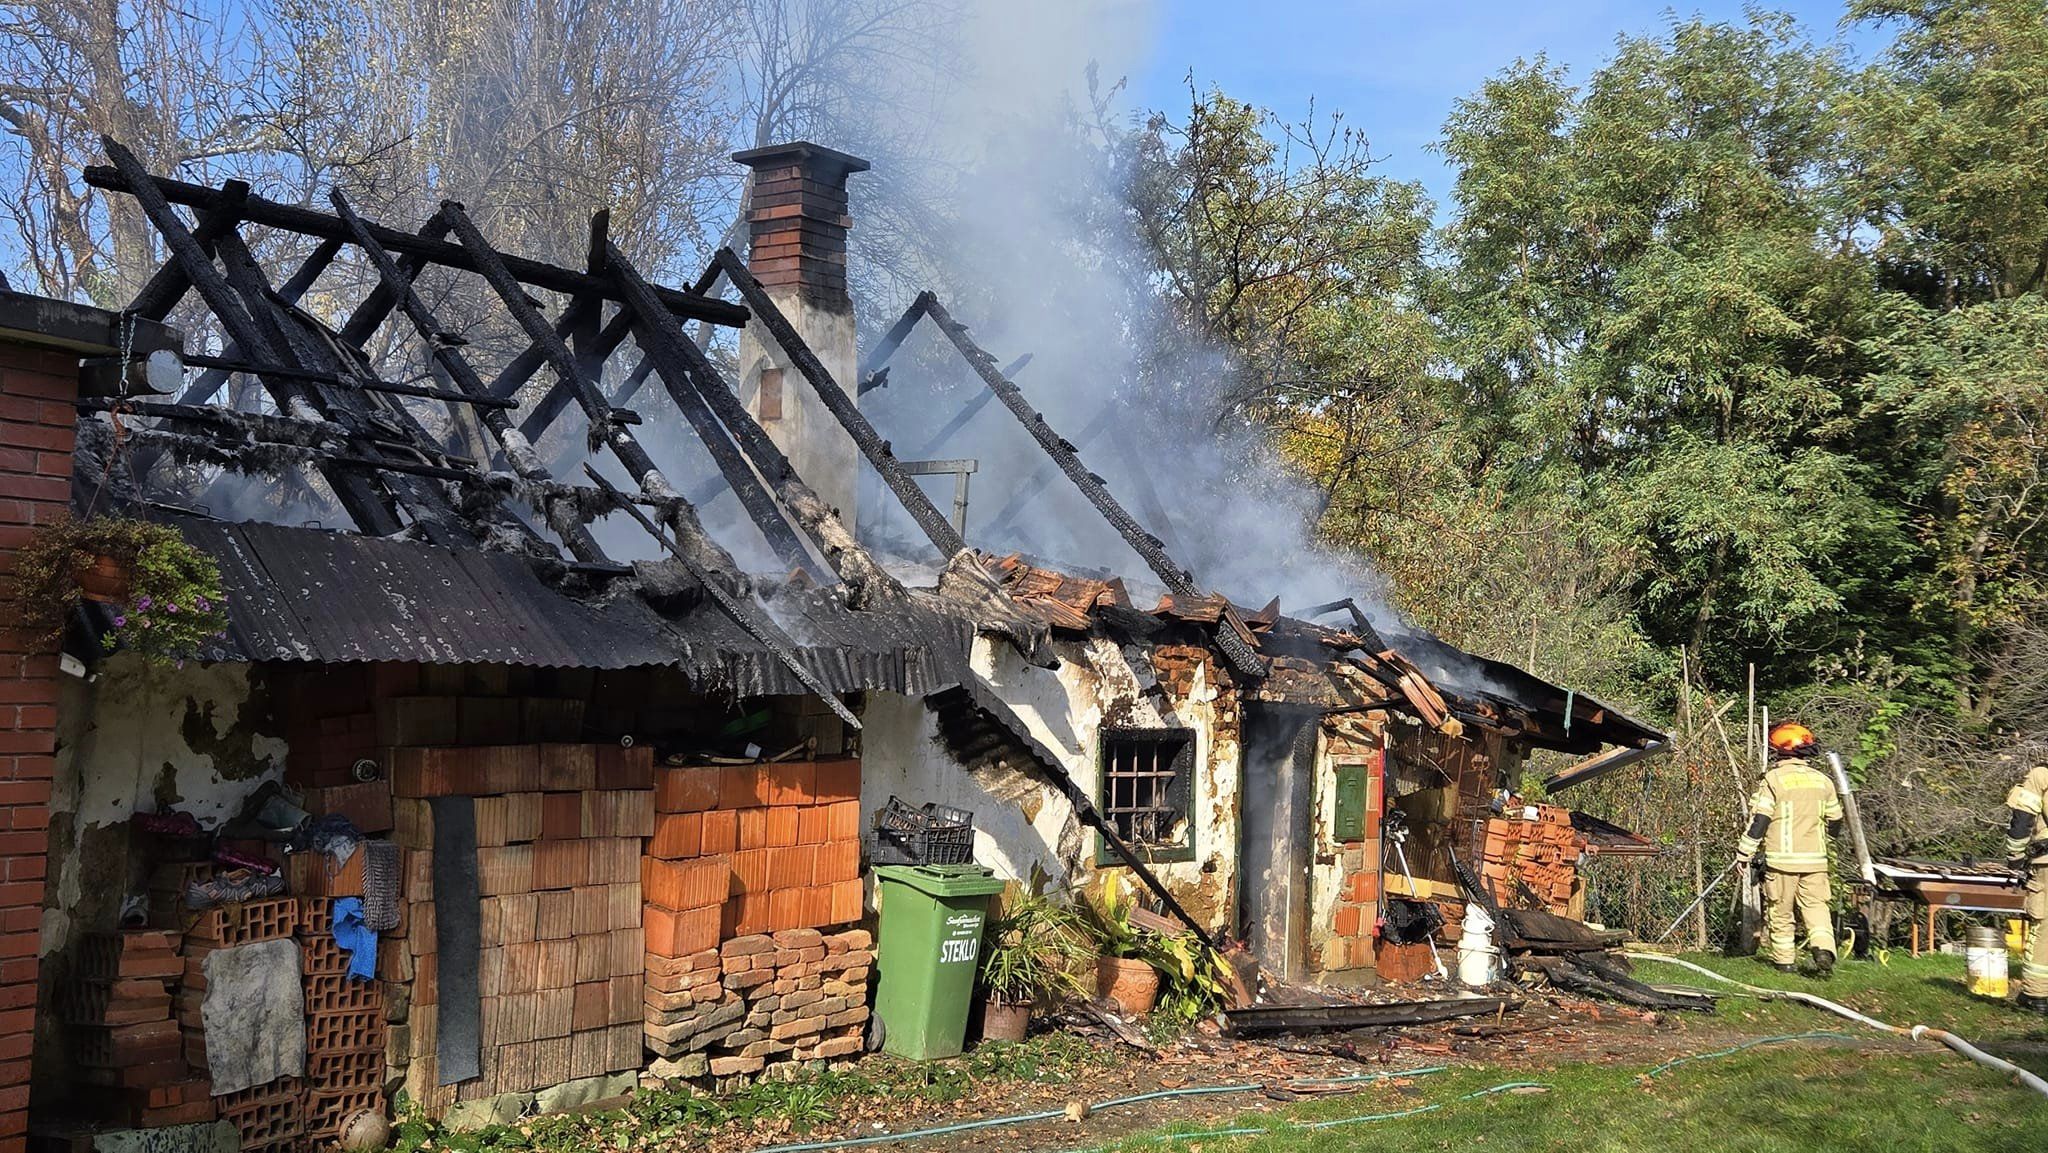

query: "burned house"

left=0, top=137, right=1664, bottom=1149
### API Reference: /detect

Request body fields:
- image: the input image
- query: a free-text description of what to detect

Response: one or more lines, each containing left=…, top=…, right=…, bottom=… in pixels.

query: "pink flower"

left=136, top=595, right=153, bottom=609
left=166, top=603, right=179, bottom=613
left=112, top=615, right=126, bottom=627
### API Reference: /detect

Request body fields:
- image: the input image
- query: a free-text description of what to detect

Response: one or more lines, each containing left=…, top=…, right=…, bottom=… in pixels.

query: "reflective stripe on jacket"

left=1746, top=759, right=1843, bottom=873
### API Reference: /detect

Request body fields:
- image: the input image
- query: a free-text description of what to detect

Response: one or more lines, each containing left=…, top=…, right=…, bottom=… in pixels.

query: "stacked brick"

left=1481, top=804, right=1586, bottom=913
left=385, top=742, right=651, bottom=1117
left=57, top=930, right=211, bottom=1126
left=645, top=758, right=862, bottom=952
left=297, top=897, right=385, bottom=1144
left=643, top=929, right=872, bottom=1076
left=176, top=897, right=302, bottom=1150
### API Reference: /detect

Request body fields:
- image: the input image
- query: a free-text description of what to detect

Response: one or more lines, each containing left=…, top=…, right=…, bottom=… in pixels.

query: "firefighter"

left=1735, top=722, right=1844, bottom=974
left=2004, top=763, right=2048, bottom=1013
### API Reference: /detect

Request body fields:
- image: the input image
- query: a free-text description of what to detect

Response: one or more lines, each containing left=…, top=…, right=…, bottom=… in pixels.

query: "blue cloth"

left=330, top=896, right=377, bottom=981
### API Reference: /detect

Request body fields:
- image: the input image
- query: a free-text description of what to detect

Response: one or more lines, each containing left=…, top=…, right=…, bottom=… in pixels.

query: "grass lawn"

left=1081, top=950, right=2048, bottom=1153
left=1091, top=1046, right=2047, bottom=1153
left=404, top=950, right=2048, bottom=1152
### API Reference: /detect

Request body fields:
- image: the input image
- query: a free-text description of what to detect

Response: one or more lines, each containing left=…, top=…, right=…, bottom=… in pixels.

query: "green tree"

left=1436, top=16, right=1893, bottom=694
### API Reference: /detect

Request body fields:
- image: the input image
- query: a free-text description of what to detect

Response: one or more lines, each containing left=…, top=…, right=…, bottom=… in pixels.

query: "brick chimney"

left=731, top=142, right=869, bottom=533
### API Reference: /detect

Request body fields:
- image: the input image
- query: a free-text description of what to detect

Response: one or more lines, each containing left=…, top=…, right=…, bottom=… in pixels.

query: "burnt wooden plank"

left=916, top=292, right=1267, bottom=679
left=84, top=164, right=750, bottom=326
left=99, top=137, right=405, bottom=536
left=713, top=248, right=966, bottom=560
left=331, top=189, right=607, bottom=564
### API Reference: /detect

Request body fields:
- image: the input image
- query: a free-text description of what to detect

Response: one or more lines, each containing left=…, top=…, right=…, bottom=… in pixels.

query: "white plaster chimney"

left=732, top=142, right=869, bottom=533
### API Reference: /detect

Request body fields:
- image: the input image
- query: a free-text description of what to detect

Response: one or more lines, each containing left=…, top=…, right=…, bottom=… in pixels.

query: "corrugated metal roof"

left=170, top=518, right=967, bottom=696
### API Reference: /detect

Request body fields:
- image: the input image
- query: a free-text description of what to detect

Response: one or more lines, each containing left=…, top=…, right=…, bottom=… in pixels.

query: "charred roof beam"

left=331, top=189, right=610, bottom=565
left=442, top=200, right=819, bottom=580
left=124, top=179, right=250, bottom=321
left=100, top=138, right=410, bottom=537
left=581, top=464, right=860, bottom=731
left=609, top=242, right=889, bottom=592
left=83, top=164, right=749, bottom=328
left=710, top=248, right=968, bottom=561
left=876, top=291, right=1267, bottom=679
left=207, top=222, right=472, bottom=544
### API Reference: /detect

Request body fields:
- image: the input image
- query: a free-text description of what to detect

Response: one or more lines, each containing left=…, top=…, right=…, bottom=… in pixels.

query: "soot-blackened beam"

left=181, top=354, right=520, bottom=408
left=855, top=292, right=928, bottom=387
left=581, top=464, right=862, bottom=731
left=337, top=217, right=453, bottom=351
left=912, top=353, right=1032, bottom=458
left=610, top=242, right=885, bottom=594
left=125, top=180, right=250, bottom=321
left=1105, top=420, right=1182, bottom=554
left=100, top=138, right=404, bottom=536
left=515, top=309, right=635, bottom=441
left=438, top=201, right=812, bottom=580
left=83, top=165, right=750, bottom=328
left=443, top=201, right=814, bottom=577
left=332, top=190, right=608, bottom=565
left=711, top=248, right=967, bottom=559
left=488, top=295, right=600, bottom=401
left=209, top=223, right=468, bottom=542
left=168, top=234, right=345, bottom=408
left=916, top=292, right=1267, bottom=679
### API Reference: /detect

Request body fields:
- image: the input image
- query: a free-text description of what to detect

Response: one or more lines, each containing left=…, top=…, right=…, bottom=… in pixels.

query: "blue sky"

left=1125, top=1, right=1890, bottom=208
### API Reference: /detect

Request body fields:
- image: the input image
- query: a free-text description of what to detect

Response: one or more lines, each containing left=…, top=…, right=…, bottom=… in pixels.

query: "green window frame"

left=1095, top=726, right=1198, bottom=865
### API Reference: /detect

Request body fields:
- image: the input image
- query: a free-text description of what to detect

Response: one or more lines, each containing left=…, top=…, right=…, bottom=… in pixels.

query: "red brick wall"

left=734, top=144, right=866, bottom=304
left=0, top=338, right=78, bottom=1152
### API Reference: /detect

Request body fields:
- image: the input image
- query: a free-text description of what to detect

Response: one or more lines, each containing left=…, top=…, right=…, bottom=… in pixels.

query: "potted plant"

left=1086, top=874, right=1161, bottom=1015
left=12, top=516, right=231, bottom=664
left=977, top=890, right=1092, bottom=1043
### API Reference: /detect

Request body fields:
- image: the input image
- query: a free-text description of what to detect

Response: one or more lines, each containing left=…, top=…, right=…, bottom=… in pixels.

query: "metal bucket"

left=1966, top=925, right=2009, bottom=998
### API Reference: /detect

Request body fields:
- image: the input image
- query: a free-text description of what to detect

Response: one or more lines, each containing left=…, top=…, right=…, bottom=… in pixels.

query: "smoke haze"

left=848, top=0, right=1394, bottom=623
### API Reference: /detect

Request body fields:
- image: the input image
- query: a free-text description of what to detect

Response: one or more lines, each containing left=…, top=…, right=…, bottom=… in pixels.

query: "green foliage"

left=1081, top=873, right=1147, bottom=960
left=1102, top=0, right=2048, bottom=880
left=979, top=889, right=1094, bottom=1006
left=10, top=516, right=229, bottom=664
left=1080, top=877, right=1230, bottom=1025
left=1141, top=932, right=1231, bottom=1026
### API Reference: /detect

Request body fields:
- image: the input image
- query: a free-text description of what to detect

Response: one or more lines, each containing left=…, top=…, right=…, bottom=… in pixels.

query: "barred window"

left=1098, top=727, right=1196, bottom=861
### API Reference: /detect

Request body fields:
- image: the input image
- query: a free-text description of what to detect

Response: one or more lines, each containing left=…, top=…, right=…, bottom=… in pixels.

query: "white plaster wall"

left=44, top=657, right=288, bottom=952
left=861, top=633, right=1243, bottom=930
left=738, top=297, right=862, bottom=531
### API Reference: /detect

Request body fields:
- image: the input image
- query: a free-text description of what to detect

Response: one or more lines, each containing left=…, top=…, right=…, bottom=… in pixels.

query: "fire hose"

left=1625, top=952, right=2048, bottom=1100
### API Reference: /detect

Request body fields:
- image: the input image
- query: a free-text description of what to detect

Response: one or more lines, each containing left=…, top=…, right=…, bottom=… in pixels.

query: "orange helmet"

left=1768, top=722, right=1816, bottom=756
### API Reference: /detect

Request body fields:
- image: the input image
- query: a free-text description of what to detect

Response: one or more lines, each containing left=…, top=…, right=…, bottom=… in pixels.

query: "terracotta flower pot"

left=76, top=555, right=128, bottom=604
left=1096, top=956, right=1160, bottom=1015
left=982, top=998, right=1032, bottom=1043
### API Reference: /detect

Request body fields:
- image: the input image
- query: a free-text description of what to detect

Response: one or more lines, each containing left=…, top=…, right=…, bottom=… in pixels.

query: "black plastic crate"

left=871, top=795, right=974, bottom=865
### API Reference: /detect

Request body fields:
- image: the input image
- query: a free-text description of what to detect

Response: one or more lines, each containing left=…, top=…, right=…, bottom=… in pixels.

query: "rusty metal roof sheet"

left=168, top=517, right=967, bottom=695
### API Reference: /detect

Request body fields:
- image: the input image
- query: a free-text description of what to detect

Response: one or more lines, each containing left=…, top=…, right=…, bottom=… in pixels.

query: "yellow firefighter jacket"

left=2005, top=764, right=2048, bottom=866
left=1740, top=758, right=1843, bottom=873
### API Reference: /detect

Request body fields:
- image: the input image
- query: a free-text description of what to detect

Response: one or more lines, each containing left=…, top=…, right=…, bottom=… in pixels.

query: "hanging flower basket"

left=11, top=516, right=229, bottom=664
left=76, top=555, right=129, bottom=603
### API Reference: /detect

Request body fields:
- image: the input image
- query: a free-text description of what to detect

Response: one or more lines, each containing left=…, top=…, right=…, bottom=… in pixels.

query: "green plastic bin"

left=872, top=863, right=1005, bottom=1060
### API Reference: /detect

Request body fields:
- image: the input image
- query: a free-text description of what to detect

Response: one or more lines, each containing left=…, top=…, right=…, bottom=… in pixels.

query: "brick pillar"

left=0, top=291, right=174, bottom=1151
left=731, top=142, right=870, bottom=531
left=0, top=338, right=73, bottom=1153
